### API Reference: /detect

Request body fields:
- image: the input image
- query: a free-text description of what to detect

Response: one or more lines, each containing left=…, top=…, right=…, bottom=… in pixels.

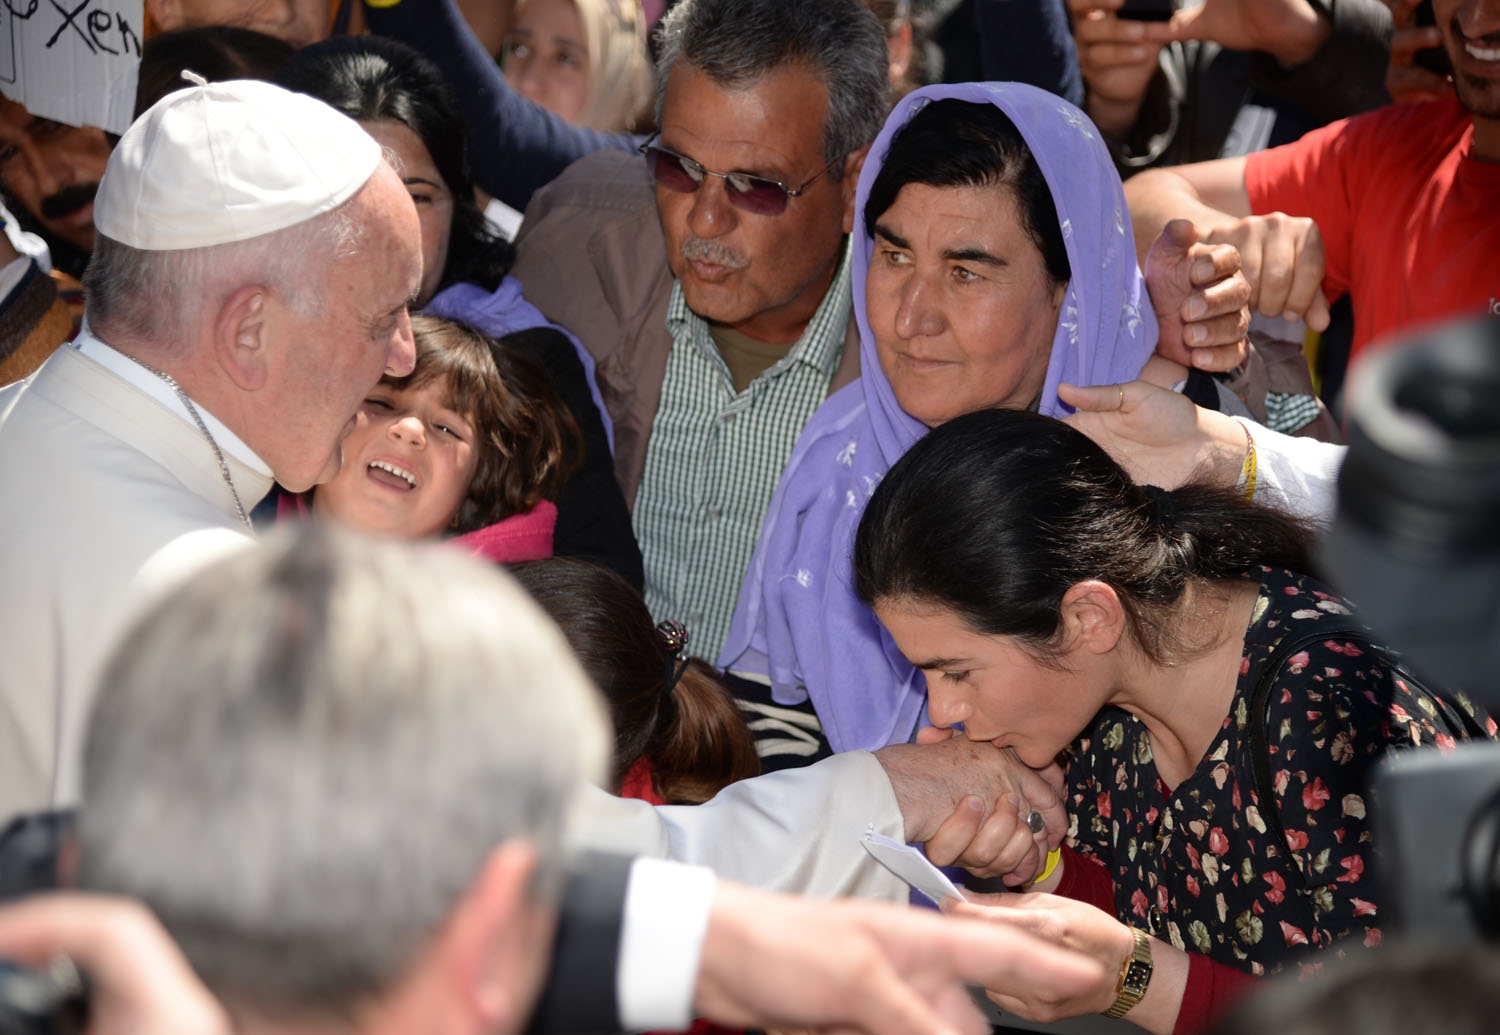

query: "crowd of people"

left=1, top=0, right=1498, bottom=1033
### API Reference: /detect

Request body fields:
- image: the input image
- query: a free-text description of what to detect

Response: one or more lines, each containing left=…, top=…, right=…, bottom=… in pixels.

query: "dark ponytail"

left=853, top=408, right=1314, bottom=664
left=510, top=558, right=760, bottom=802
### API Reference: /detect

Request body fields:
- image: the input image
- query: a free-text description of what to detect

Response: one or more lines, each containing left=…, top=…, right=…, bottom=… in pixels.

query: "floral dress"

left=1066, top=567, right=1494, bottom=977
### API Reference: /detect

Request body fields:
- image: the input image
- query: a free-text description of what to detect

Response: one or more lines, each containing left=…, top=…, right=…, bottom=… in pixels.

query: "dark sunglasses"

left=639, top=136, right=841, bottom=216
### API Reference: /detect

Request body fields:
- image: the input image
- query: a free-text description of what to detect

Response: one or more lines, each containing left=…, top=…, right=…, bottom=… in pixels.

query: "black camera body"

left=1327, top=312, right=1500, bottom=941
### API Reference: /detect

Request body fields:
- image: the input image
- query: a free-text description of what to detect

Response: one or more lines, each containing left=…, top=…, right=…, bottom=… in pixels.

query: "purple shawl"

left=427, top=275, right=614, bottom=452
left=718, top=82, right=1156, bottom=753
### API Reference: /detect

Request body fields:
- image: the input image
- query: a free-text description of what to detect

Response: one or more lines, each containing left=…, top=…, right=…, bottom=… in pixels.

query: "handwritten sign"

left=0, top=0, right=141, bottom=135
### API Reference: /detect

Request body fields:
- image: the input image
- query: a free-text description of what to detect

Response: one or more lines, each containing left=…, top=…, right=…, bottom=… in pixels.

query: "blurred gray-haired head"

left=76, top=524, right=609, bottom=1016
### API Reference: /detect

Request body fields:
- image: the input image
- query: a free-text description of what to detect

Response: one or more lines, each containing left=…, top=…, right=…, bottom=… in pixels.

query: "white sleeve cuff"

left=617, top=856, right=717, bottom=1031
left=1235, top=416, right=1345, bottom=527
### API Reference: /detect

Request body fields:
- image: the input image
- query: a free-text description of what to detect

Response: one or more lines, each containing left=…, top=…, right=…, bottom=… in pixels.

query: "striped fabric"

left=633, top=250, right=852, bottom=661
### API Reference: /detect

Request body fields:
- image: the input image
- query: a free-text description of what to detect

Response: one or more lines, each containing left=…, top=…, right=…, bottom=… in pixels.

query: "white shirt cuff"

left=617, top=856, right=717, bottom=1031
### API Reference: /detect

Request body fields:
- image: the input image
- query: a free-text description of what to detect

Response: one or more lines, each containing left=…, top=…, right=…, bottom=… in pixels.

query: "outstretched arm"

left=1059, top=379, right=1344, bottom=524
left=1124, top=161, right=1330, bottom=332
left=361, top=0, right=640, bottom=212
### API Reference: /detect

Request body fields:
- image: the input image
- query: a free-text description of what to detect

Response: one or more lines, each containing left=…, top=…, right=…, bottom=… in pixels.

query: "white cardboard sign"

left=0, top=0, right=142, bottom=135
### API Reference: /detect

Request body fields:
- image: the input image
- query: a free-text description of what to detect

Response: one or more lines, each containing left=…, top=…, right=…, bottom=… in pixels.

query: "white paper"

left=1, top=0, right=142, bottom=135
left=862, top=826, right=963, bottom=906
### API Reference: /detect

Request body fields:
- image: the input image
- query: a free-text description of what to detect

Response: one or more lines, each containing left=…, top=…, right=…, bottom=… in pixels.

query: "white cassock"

left=0, top=333, right=269, bottom=818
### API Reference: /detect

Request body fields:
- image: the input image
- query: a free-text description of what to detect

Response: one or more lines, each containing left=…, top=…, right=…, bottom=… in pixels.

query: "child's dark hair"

left=510, top=558, right=761, bottom=803
left=393, top=316, right=580, bottom=534
left=854, top=408, right=1314, bottom=665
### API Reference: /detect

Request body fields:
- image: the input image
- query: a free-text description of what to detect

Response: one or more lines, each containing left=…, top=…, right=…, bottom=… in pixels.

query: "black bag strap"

left=1247, top=619, right=1487, bottom=867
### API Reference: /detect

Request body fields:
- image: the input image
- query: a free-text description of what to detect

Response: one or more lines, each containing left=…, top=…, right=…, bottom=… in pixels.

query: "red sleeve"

left=1053, top=844, right=1116, bottom=913
left=1172, top=952, right=1260, bottom=1035
left=1242, top=113, right=1368, bottom=304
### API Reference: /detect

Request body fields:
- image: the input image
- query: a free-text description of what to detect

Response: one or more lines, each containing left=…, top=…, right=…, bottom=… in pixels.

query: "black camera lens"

left=1325, top=314, right=1500, bottom=699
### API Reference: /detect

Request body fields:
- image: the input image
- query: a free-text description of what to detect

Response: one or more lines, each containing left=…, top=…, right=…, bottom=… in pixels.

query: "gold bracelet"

left=1240, top=422, right=1258, bottom=502
left=1032, top=847, right=1062, bottom=886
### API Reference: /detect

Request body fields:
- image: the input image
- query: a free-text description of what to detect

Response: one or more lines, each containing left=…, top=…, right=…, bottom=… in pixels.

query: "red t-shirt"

left=1244, top=99, right=1500, bottom=368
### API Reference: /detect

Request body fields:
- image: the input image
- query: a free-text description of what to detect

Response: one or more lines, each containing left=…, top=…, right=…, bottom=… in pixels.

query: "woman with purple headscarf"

left=721, top=81, right=1219, bottom=759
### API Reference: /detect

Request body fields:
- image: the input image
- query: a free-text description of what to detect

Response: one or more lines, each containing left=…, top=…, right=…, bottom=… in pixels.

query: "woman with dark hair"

left=852, top=406, right=1494, bottom=1032
left=274, top=35, right=644, bottom=588
left=512, top=557, right=760, bottom=805
left=721, top=82, right=1238, bottom=762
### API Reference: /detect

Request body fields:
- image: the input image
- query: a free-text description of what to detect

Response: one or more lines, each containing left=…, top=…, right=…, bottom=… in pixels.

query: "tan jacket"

left=510, top=149, right=861, bottom=506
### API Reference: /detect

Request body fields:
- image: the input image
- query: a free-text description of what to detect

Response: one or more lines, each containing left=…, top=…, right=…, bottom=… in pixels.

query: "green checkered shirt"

left=634, top=248, right=853, bottom=662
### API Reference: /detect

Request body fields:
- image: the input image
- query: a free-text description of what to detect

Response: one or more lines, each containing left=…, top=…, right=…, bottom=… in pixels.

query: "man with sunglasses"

left=511, top=0, right=887, bottom=668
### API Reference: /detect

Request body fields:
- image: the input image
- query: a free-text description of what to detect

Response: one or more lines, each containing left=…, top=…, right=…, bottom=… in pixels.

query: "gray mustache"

left=680, top=237, right=748, bottom=270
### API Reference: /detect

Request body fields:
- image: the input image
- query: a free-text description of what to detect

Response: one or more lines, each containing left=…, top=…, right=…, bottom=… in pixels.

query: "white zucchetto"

left=95, top=77, right=382, bottom=251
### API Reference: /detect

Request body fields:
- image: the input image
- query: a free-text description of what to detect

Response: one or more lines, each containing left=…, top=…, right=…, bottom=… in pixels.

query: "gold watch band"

left=1102, top=927, right=1153, bottom=1020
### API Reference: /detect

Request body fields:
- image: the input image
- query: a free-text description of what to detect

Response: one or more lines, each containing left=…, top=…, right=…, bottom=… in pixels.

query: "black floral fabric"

left=1066, top=567, right=1495, bottom=977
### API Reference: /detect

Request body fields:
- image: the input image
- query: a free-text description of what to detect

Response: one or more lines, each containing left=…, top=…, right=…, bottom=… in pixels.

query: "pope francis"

left=0, top=77, right=422, bottom=819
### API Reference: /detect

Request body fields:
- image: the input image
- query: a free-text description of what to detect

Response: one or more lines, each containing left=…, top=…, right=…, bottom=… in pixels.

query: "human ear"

left=454, top=841, right=552, bottom=1030
left=840, top=144, right=872, bottom=235
left=213, top=285, right=270, bottom=392
left=1059, top=580, right=1125, bottom=655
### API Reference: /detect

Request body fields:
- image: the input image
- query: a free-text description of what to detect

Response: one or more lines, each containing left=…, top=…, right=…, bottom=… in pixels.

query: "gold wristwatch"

left=1103, top=927, right=1153, bottom=1019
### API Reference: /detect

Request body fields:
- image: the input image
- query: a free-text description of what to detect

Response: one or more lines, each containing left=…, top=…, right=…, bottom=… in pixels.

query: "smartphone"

left=1413, top=0, right=1453, bottom=78
left=1117, top=0, right=1176, bottom=22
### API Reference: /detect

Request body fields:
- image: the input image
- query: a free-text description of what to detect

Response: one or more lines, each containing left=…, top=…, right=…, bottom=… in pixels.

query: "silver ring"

left=1026, top=810, right=1045, bottom=835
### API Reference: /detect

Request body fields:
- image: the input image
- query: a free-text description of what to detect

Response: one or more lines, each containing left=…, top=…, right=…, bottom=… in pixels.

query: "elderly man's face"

left=654, top=63, right=859, bottom=345
left=0, top=97, right=112, bottom=254
left=264, top=166, right=422, bottom=493
left=145, top=0, right=328, bottom=47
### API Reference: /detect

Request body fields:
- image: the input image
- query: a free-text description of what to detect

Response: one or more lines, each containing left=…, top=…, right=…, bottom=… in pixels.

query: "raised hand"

left=1201, top=211, right=1330, bottom=331
left=1145, top=218, right=1251, bottom=371
left=1384, top=0, right=1456, bottom=102
left=1068, top=0, right=1165, bottom=136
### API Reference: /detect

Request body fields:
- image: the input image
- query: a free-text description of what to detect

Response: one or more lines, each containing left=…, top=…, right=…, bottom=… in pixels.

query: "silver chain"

left=143, top=365, right=252, bottom=529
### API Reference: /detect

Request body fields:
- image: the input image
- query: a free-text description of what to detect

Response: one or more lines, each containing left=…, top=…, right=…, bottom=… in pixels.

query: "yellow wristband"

left=1240, top=422, right=1258, bottom=502
left=1032, top=847, right=1062, bottom=886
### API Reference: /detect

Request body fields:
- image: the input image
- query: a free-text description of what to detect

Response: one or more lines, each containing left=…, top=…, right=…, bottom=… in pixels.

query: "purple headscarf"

left=718, top=82, right=1157, bottom=753
left=427, top=275, right=614, bottom=452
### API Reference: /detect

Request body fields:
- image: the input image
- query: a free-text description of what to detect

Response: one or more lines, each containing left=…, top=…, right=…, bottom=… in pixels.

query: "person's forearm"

left=1237, top=416, right=1343, bottom=528
left=975, top=0, right=1085, bottom=107
left=1170, top=951, right=1260, bottom=1035
left=362, top=0, right=636, bottom=211
left=1123, top=167, right=1245, bottom=268
left=564, top=753, right=908, bottom=902
left=1249, top=0, right=1392, bottom=119
left=1256, top=0, right=1332, bottom=66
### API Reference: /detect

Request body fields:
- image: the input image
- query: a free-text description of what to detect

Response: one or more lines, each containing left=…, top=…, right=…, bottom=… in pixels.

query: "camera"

left=0, top=814, right=85, bottom=1035
left=1325, top=312, right=1500, bottom=941
left=0, top=961, right=86, bottom=1035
